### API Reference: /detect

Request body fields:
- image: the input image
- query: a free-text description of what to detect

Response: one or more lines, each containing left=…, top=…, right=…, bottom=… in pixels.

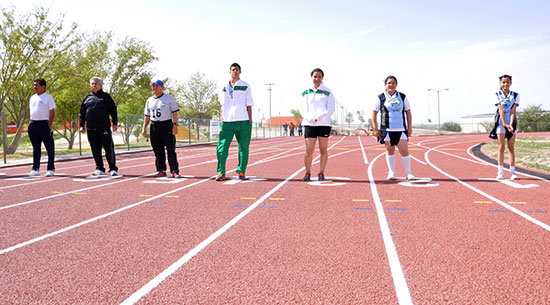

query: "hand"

left=141, top=130, right=147, bottom=138
left=80, top=127, right=86, bottom=133
left=112, top=125, right=118, bottom=132
left=374, top=129, right=381, bottom=138
left=173, top=125, right=178, bottom=135
left=506, top=124, right=514, bottom=133
left=408, top=128, right=413, bottom=137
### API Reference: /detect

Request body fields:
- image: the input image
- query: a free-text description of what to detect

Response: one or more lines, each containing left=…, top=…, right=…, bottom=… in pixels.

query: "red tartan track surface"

left=1, top=133, right=549, bottom=304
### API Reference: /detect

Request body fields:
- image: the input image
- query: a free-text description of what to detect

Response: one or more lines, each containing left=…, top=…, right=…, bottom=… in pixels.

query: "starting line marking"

left=240, top=197, right=256, bottom=200
left=165, top=196, right=179, bottom=198
left=385, top=200, right=402, bottom=203
left=474, top=201, right=492, bottom=204
left=307, top=176, right=350, bottom=186
left=353, top=199, right=369, bottom=202
left=139, top=195, right=154, bottom=197
left=398, top=178, right=439, bottom=187
left=269, top=198, right=285, bottom=201
left=509, top=201, right=527, bottom=204
left=478, top=178, right=539, bottom=189
left=73, top=192, right=86, bottom=195
left=51, top=191, right=63, bottom=194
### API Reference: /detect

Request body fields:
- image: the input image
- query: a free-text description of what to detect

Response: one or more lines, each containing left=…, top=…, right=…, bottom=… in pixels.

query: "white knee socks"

left=402, top=155, right=412, bottom=175
left=386, top=154, right=395, bottom=174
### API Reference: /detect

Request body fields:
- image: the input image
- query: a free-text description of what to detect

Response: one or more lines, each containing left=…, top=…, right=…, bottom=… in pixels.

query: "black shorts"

left=304, top=126, right=331, bottom=138
left=378, top=130, right=407, bottom=146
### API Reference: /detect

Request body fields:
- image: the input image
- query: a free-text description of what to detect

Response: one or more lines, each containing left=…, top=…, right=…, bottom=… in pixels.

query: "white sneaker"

left=510, top=173, right=518, bottom=180
left=29, top=170, right=40, bottom=176
left=496, top=173, right=504, bottom=180
left=109, top=170, right=118, bottom=176
left=93, top=170, right=106, bottom=176
left=406, top=173, right=416, bottom=180
left=45, top=170, right=55, bottom=177
left=387, top=172, right=396, bottom=180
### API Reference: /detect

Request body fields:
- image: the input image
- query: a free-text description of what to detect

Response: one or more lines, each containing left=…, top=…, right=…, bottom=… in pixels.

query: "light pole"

left=265, top=83, right=275, bottom=129
left=428, top=88, right=449, bottom=133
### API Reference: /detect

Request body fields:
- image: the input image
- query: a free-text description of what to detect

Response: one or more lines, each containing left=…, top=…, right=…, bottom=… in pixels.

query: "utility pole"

left=265, top=83, right=275, bottom=129
left=428, top=88, right=449, bottom=133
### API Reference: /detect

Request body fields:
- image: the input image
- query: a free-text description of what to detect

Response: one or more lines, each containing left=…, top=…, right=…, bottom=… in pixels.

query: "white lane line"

left=120, top=137, right=347, bottom=305
left=367, top=152, right=414, bottom=305
left=0, top=176, right=213, bottom=255
left=415, top=142, right=487, bottom=166
left=466, top=143, right=550, bottom=184
left=0, top=139, right=324, bottom=255
left=358, top=136, right=369, bottom=164
left=409, top=155, right=427, bottom=166
left=426, top=144, right=550, bottom=232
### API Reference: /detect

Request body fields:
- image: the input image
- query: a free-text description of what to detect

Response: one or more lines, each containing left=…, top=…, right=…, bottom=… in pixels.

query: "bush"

left=441, top=121, right=462, bottom=132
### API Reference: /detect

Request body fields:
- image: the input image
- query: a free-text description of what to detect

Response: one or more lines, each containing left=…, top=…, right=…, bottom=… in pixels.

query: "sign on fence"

left=210, top=119, right=220, bottom=138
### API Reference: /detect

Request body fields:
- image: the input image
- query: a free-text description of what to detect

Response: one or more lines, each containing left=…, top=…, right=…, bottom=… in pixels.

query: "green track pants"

left=216, top=120, right=252, bottom=175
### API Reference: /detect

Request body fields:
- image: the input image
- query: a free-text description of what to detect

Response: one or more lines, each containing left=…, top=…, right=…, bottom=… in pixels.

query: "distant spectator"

left=282, top=122, right=288, bottom=136
left=289, top=122, right=295, bottom=136
left=297, top=123, right=303, bottom=136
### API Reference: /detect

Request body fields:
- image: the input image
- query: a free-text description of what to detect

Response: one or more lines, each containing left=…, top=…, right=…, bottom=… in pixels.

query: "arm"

left=405, top=110, right=413, bottom=137
left=79, top=98, right=87, bottom=133
left=48, top=109, right=55, bottom=130
left=497, top=104, right=507, bottom=128
left=317, top=93, right=336, bottom=123
left=141, top=116, right=150, bottom=138
left=509, top=104, right=518, bottom=132
left=372, top=111, right=381, bottom=138
left=172, top=111, right=179, bottom=135
left=247, top=106, right=252, bottom=123
left=109, top=95, right=118, bottom=132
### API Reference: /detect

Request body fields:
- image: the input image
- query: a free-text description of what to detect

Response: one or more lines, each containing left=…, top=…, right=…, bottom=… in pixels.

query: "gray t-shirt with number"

left=144, top=93, right=179, bottom=121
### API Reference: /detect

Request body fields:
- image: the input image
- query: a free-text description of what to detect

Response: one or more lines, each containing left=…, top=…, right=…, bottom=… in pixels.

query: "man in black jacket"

left=79, top=77, right=119, bottom=176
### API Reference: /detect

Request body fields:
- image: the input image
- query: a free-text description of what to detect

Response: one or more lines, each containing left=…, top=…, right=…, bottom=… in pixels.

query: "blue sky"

left=8, top=0, right=550, bottom=124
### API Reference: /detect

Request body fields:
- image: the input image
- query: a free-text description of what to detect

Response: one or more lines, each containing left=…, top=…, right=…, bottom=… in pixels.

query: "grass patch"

left=482, top=136, right=550, bottom=172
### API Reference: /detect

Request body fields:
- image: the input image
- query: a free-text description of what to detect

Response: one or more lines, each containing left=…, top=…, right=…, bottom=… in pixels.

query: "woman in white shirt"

left=300, top=68, right=335, bottom=181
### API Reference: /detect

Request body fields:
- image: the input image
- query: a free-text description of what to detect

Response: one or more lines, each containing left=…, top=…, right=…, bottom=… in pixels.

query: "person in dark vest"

left=489, top=74, right=519, bottom=180
left=79, top=77, right=119, bottom=176
left=371, top=75, right=415, bottom=180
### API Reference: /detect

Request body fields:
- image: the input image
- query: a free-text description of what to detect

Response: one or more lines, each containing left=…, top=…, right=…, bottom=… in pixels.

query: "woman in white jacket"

left=300, top=68, right=335, bottom=181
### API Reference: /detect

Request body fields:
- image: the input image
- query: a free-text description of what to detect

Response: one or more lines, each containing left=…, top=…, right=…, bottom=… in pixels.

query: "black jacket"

left=79, top=90, right=118, bottom=130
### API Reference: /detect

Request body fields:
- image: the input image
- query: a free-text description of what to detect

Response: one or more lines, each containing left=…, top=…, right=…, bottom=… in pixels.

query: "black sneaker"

left=318, top=172, right=325, bottom=181
left=303, top=172, right=311, bottom=181
left=238, top=172, right=247, bottom=180
left=216, top=173, right=226, bottom=181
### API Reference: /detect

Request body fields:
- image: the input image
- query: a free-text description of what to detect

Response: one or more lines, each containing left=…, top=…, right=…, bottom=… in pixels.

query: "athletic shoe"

left=510, top=173, right=518, bottom=180
left=303, top=172, right=311, bottom=181
left=215, top=173, right=226, bottom=181
left=171, top=172, right=182, bottom=178
left=45, top=170, right=55, bottom=177
left=406, top=173, right=416, bottom=180
left=29, top=170, right=40, bottom=176
left=387, top=172, right=396, bottom=180
left=93, top=170, right=106, bottom=176
left=318, top=172, right=325, bottom=181
left=496, top=173, right=504, bottom=180
left=109, top=170, right=118, bottom=176
left=154, top=171, right=167, bottom=178
left=238, top=172, right=247, bottom=180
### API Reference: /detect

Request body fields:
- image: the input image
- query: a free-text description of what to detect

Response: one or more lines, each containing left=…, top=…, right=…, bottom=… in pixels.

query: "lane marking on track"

left=388, top=208, right=406, bottom=211
left=366, top=152, right=413, bottom=305
left=260, top=206, right=277, bottom=209
left=120, top=136, right=348, bottom=305
left=269, top=198, right=285, bottom=201
left=410, top=155, right=427, bottom=166
left=354, top=207, right=372, bottom=210
left=51, top=191, right=63, bottom=194
left=165, top=196, right=179, bottom=198
left=0, top=137, right=327, bottom=255
left=509, top=201, right=526, bottom=204
left=474, top=201, right=492, bottom=204
left=358, top=136, right=369, bottom=164
left=229, top=205, right=247, bottom=208
left=139, top=195, right=154, bottom=197
left=240, top=197, right=256, bottom=200
left=426, top=143, right=550, bottom=233
left=73, top=193, right=86, bottom=195
left=489, top=210, right=508, bottom=213
left=398, top=178, right=439, bottom=187
left=416, top=142, right=487, bottom=166
left=477, top=178, right=539, bottom=189
left=353, top=199, right=370, bottom=202
left=385, top=200, right=402, bottom=203
left=527, top=211, right=547, bottom=214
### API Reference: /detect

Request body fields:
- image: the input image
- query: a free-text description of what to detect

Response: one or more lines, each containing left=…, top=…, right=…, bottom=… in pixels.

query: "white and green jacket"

left=221, top=79, right=254, bottom=122
left=300, top=82, right=335, bottom=126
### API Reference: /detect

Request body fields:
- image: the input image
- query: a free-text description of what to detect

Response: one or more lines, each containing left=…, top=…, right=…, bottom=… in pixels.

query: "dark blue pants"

left=28, top=120, right=55, bottom=171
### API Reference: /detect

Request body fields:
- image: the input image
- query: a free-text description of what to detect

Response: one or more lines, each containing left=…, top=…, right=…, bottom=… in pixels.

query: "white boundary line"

left=366, top=152, right=414, bottom=305
left=120, top=137, right=347, bottom=304
left=425, top=143, right=550, bottom=232
left=358, top=136, right=369, bottom=164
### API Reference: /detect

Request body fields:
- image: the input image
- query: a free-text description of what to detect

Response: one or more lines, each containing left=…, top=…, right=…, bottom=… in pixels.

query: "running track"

left=0, top=133, right=549, bottom=304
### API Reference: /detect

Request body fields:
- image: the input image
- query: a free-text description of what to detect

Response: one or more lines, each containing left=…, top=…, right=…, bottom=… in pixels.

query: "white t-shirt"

left=144, top=94, right=179, bottom=121
left=373, top=91, right=411, bottom=131
left=29, top=92, right=56, bottom=121
left=221, top=80, right=254, bottom=122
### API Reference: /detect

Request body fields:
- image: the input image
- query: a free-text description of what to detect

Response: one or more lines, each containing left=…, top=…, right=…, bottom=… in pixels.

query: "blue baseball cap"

left=151, top=79, right=164, bottom=86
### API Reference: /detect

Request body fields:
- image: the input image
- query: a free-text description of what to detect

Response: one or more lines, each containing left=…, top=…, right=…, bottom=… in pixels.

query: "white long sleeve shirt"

left=300, top=83, right=335, bottom=126
left=221, top=79, right=254, bottom=122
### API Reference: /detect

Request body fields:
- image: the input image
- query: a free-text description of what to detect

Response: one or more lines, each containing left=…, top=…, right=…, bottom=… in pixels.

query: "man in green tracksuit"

left=216, top=62, right=254, bottom=181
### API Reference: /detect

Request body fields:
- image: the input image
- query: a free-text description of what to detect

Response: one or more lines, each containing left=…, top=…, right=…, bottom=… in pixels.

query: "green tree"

left=290, top=109, right=301, bottom=120
left=0, top=6, right=80, bottom=153
left=345, top=112, right=354, bottom=126
left=518, top=104, right=550, bottom=132
left=356, top=110, right=365, bottom=127
left=441, top=121, right=462, bottom=132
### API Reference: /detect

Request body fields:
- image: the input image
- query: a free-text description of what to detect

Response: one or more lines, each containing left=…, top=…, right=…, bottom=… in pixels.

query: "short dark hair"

left=34, top=78, right=46, bottom=87
left=230, top=62, right=241, bottom=71
left=384, top=75, right=398, bottom=85
left=499, top=74, right=512, bottom=81
left=310, top=68, right=324, bottom=77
